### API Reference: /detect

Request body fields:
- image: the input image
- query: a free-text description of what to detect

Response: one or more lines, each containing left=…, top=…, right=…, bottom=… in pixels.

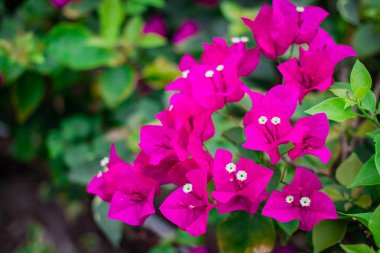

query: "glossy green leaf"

left=138, top=34, right=167, bottom=48
left=361, top=91, right=376, bottom=114
left=98, top=66, right=136, bottom=108
left=276, top=220, right=299, bottom=237
left=46, top=24, right=115, bottom=70
left=312, top=220, right=347, bottom=253
left=369, top=205, right=380, bottom=247
left=349, top=156, right=380, bottom=188
left=305, top=97, right=356, bottom=122
left=337, top=0, right=360, bottom=25
left=350, top=60, right=372, bottom=101
left=375, top=135, right=380, bottom=175
left=92, top=197, right=123, bottom=247
left=336, top=153, right=362, bottom=186
left=98, top=0, right=125, bottom=42
left=217, top=212, right=275, bottom=253
left=339, top=212, right=372, bottom=228
left=12, top=73, right=45, bottom=123
left=341, top=244, right=376, bottom=253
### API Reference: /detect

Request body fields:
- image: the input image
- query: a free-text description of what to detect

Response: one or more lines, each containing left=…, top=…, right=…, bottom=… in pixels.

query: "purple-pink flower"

left=160, top=169, right=214, bottom=236
left=143, top=15, right=168, bottom=37
left=212, top=149, right=273, bottom=214
left=243, top=85, right=299, bottom=164
left=50, top=0, right=75, bottom=8
left=262, top=168, right=337, bottom=231
left=242, top=0, right=328, bottom=59
left=286, top=113, right=331, bottom=164
left=173, top=20, right=199, bottom=44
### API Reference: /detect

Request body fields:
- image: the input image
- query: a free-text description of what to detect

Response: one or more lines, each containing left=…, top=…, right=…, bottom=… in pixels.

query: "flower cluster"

left=88, top=0, right=355, bottom=236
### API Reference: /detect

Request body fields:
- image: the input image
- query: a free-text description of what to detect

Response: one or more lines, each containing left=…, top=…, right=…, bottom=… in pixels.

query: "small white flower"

left=205, top=70, right=215, bottom=78
left=231, top=37, right=241, bottom=43
left=225, top=162, right=237, bottom=173
left=271, top=116, right=281, bottom=125
left=216, top=65, right=224, bottom=71
left=182, top=70, right=190, bottom=78
left=183, top=183, right=193, bottom=194
left=258, top=116, right=268, bottom=125
left=240, top=36, right=249, bottom=43
left=97, top=171, right=103, bottom=178
left=100, top=157, right=109, bottom=167
left=236, top=170, right=248, bottom=182
left=285, top=195, right=294, bottom=204
left=300, top=196, right=311, bottom=207
left=168, top=104, right=174, bottom=111
left=296, top=6, right=305, bottom=12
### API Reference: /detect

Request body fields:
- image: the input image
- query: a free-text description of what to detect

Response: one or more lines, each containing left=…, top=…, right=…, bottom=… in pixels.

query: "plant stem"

left=357, top=106, right=380, bottom=128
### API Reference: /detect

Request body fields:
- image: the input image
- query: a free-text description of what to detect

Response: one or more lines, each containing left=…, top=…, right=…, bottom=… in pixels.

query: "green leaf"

left=305, top=97, right=357, bottom=122
left=217, top=212, right=275, bottom=253
left=46, top=23, right=115, bottom=70
left=375, top=135, right=380, bottom=175
left=339, top=212, right=372, bottom=228
left=369, top=205, right=380, bottom=247
left=350, top=60, right=372, bottom=101
left=138, top=34, right=167, bottom=48
left=349, top=156, right=380, bottom=188
left=361, top=91, right=376, bottom=114
left=12, top=73, right=45, bottom=123
left=98, top=0, right=125, bottom=42
left=276, top=220, right=299, bottom=237
left=92, top=197, right=123, bottom=247
left=336, top=153, right=362, bottom=186
left=353, top=23, right=380, bottom=58
left=98, top=66, right=136, bottom=108
left=149, top=245, right=176, bottom=253
left=337, top=0, right=360, bottom=25
left=123, top=16, right=143, bottom=43
left=312, top=220, right=347, bottom=253
left=175, top=230, right=204, bottom=247
left=341, top=244, right=376, bottom=253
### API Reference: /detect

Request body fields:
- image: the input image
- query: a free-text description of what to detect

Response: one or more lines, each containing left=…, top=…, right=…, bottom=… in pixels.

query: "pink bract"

left=212, top=149, right=273, bottom=214
left=173, top=20, right=199, bottom=44
left=262, top=168, right=337, bottom=231
left=159, top=169, right=214, bottom=236
left=143, top=15, right=168, bottom=37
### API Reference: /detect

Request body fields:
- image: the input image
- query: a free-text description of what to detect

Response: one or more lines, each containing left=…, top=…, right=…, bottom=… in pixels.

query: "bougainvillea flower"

left=242, top=0, right=328, bottom=59
left=278, top=49, right=335, bottom=102
left=160, top=169, right=214, bottom=236
left=286, top=113, right=331, bottom=163
left=243, top=85, right=299, bottom=164
left=193, top=0, right=219, bottom=7
left=143, top=15, right=168, bottom=37
left=87, top=144, right=124, bottom=202
left=189, top=247, right=213, bottom=253
left=262, top=168, right=337, bottom=231
left=202, top=37, right=260, bottom=76
left=105, top=163, right=159, bottom=226
left=50, top=0, right=75, bottom=8
left=173, top=20, right=199, bottom=44
left=308, top=28, right=356, bottom=65
left=212, top=149, right=273, bottom=214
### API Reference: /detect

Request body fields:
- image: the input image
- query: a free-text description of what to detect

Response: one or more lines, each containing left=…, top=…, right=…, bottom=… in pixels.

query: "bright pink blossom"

left=243, top=85, right=299, bottom=164
left=173, top=20, right=199, bottom=44
left=160, top=169, right=214, bottom=236
left=50, top=0, right=75, bottom=8
left=212, top=149, right=273, bottom=214
left=286, top=113, right=331, bottom=164
left=278, top=49, right=335, bottom=103
left=308, top=28, right=356, bottom=65
left=87, top=144, right=124, bottom=202
left=143, top=15, right=168, bottom=37
left=193, top=0, right=219, bottom=6
left=242, top=0, right=328, bottom=59
left=105, top=163, right=159, bottom=226
left=262, top=168, right=337, bottom=231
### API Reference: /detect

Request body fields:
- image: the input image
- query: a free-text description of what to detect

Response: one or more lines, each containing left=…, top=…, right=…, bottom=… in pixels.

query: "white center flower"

left=240, top=36, right=249, bottom=43
left=231, top=37, right=241, bottom=43
left=100, top=157, right=109, bottom=167
left=285, top=195, right=294, bottom=204
left=182, top=70, right=190, bottom=78
left=216, top=65, right=224, bottom=71
left=271, top=116, right=281, bottom=125
left=225, top=162, right=237, bottom=173
left=236, top=170, right=248, bottom=182
left=300, top=196, right=311, bottom=207
left=183, top=183, right=193, bottom=194
left=168, top=104, right=174, bottom=111
left=258, top=116, right=268, bottom=125
left=296, top=6, right=305, bottom=12
left=205, top=70, right=215, bottom=78
left=97, top=171, right=103, bottom=178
